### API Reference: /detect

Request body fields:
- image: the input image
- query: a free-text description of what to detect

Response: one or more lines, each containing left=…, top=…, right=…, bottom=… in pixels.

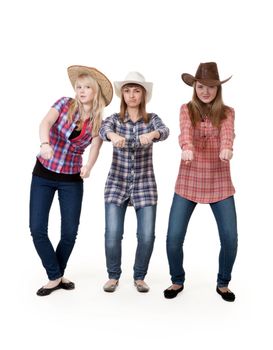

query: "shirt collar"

left=121, top=112, right=143, bottom=123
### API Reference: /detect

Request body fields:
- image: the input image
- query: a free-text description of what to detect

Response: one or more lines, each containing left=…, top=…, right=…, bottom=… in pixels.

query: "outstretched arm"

left=80, top=136, right=103, bottom=178
left=179, top=105, right=194, bottom=163
left=139, top=114, right=169, bottom=145
left=99, top=114, right=126, bottom=148
left=219, top=108, right=235, bottom=162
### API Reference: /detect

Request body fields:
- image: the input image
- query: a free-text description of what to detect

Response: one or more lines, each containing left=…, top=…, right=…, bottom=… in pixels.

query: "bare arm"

left=80, top=136, right=103, bottom=178
left=39, top=108, right=59, bottom=159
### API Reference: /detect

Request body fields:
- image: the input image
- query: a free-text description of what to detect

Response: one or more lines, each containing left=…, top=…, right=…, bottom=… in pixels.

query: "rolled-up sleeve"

left=151, top=114, right=169, bottom=142
left=220, top=108, right=235, bottom=151
left=178, top=104, right=194, bottom=150
left=52, top=96, right=71, bottom=112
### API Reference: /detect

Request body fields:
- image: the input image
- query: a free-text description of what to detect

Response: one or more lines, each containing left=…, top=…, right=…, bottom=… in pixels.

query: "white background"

left=1, top=0, right=272, bottom=349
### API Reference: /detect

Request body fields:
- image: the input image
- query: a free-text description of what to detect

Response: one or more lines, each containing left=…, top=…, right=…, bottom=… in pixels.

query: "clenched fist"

left=219, top=149, right=233, bottom=162
left=182, top=150, right=193, bottom=162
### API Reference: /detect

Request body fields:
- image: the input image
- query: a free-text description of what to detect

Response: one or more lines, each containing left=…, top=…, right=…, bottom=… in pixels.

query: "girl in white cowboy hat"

left=164, top=62, right=238, bottom=302
left=29, top=65, right=113, bottom=296
left=99, top=72, right=169, bottom=293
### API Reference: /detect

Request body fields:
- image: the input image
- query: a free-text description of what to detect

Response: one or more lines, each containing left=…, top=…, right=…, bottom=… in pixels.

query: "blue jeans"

left=29, top=175, right=83, bottom=280
left=104, top=201, right=156, bottom=280
left=166, top=193, right=238, bottom=288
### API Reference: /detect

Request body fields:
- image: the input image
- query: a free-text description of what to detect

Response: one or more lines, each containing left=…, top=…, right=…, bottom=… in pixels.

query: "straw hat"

left=181, top=62, right=232, bottom=87
left=67, top=65, right=113, bottom=106
left=114, top=72, right=153, bottom=102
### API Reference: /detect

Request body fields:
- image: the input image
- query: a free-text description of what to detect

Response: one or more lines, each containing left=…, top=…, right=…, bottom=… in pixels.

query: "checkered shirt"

left=100, top=113, right=169, bottom=209
left=175, top=104, right=235, bottom=203
left=38, top=97, right=93, bottom=174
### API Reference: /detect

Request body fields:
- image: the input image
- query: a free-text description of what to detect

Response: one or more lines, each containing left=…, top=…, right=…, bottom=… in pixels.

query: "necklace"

left=81, top=110, right=93, bottom=121
left=196, top=102, right=211, bottom=121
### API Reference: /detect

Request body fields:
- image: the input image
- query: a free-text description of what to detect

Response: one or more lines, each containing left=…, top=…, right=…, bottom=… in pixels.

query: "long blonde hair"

left=67, top=74, right=105, bottom=135
left=119, top=84, right=149, bottom=123
left=187, top=84, right=230, bottom=127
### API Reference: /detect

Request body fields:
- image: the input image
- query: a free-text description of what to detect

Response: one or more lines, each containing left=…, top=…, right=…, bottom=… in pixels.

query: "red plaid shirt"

left=175, top=104, right=235, bottom=203
left=38, top=97, right=93, bottom=174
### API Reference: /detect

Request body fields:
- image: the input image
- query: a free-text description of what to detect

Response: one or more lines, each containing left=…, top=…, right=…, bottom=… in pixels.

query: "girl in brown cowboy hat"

left=164, top=62, right=238, bottom=302
left=99, top=72, right=169, bottom=293
left=29, top=65, right=113, bottom=296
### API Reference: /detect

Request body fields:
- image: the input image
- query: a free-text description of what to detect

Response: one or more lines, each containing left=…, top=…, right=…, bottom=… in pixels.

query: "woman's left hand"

left=219, top=149, right=233, bottom=162
left=80, top=165, right=91, bottom=179
left=139, top=131, right=158, bottom=145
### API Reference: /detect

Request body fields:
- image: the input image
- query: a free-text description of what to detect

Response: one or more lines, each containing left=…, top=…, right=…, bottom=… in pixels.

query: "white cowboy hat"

left=114, top=72, right=153, bottom=102
left=67, top=65, right=113, bottom=106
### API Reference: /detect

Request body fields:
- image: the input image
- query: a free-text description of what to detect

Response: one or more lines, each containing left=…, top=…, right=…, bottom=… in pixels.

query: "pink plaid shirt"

left=175, top=104, right=235, bottom=203
left=38, top=97, right=93, bottom=174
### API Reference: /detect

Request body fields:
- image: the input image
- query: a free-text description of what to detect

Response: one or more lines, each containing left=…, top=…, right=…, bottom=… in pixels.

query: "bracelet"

left=40, top=142, right=50, bottom=147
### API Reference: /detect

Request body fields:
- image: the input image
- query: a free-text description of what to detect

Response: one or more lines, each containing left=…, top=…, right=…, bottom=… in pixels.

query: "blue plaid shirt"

left=99, top=113, right=169, bottom=209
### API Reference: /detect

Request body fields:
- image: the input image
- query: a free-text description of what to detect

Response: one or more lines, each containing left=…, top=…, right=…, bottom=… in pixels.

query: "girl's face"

left=75, top=77, right=95, bottom=105
left=195, top=82, right=218, bottom=103
left=122, top=85, right=143, bottom=108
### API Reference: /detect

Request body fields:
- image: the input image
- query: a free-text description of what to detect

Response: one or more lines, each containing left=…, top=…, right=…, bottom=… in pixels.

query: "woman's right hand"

left=108, top=133, right=126, bottom=148
left=219, top=149, right=233, bottom=162
left=182, top=150, right=193, bottom=163
left=40, top=144, right=53, bottom=160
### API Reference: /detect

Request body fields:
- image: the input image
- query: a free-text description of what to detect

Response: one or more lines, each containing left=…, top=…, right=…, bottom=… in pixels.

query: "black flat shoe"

left=164, top=285, right=184, bottom=299
left=61, top=281, right=75, bottom=290
left=216, top=287, right=235, bottom=302
left=36, top=281, right=62, bottom=296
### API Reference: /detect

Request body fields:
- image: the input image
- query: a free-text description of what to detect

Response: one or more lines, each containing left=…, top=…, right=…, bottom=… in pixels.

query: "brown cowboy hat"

left=67, top=65, right=113, bottom=106
left=181, top=62, right=232, bottom=87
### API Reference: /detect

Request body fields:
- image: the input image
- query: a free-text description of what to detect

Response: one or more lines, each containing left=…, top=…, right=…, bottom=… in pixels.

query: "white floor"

left=2, top=1, right=273, bottom=348
left=2, top=213, right=271, bottom=350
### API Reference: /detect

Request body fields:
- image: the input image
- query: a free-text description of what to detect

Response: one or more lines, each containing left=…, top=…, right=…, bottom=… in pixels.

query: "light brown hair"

left=187, top=84, right=230, bottom=127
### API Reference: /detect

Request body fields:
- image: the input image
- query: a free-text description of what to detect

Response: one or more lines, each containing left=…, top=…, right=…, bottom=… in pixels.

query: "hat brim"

left=114, top=80, right=153, bottom=103
left=181, top=73, right=232, bottom=87
left=67, top=65, right=113, bottom=106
